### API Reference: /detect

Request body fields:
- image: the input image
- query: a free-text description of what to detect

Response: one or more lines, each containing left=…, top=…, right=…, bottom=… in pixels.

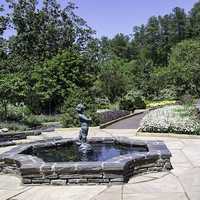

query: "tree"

left=189, top=0, right=200, bottom=38
left=0, top=4, right=8, bottom=71
left=168, top=39, right=200, bottom=96
left=29, top=50, right=97, bottom=114
left=98, top=58, right=127, bottom=102
left=110, top=33, right=132, bottom=60
left=0, top=73, right=26, bottom=119
left=6, top=0, right=94, bottom=62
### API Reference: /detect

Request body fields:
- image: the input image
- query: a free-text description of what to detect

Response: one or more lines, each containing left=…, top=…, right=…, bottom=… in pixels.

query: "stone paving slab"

left=178, top=168, right=200, bottom=193
left=188, top=192, right=200, bottom=200
left=123, top=174, right=184, bottom=193
left=91, top=185, right=122, bottom=200
left=123, top=192, right=188, bottom=200
left=0, top=175, right=32, bottom=200
left=170, top=149, right=192, bottom=165
left=9, top=185, right=107, bottom=200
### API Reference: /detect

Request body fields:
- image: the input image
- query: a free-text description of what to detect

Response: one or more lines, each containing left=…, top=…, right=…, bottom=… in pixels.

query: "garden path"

left=105, top=111, right=146, bottom=129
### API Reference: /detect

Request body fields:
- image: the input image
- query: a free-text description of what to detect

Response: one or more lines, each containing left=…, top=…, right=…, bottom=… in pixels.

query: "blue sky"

left=2, top=0, right=199, bottom=38
left=71, top=0, right=198, bottom=38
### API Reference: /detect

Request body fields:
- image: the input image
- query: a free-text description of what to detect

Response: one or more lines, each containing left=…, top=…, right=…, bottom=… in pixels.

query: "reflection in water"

left=23, top=143, right=147, bottom=162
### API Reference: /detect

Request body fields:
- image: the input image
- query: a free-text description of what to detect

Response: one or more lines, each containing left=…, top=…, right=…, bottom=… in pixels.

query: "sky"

left=1, top=0, right=199, bottom=38
left=70, top=0, right=198, bottom=38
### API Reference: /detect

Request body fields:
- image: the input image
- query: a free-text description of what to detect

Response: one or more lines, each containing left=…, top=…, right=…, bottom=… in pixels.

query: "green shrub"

left=181, top=94, right=194, bottom=105
left=0, top=104, right=31, bottom=121
left=95, top=97, right=110, bottom=109
left=61, top=108, right=79, bottom=128
left=0, top=122, right=28, bottom=131
left=22, top=115, right=42, bottom=128
left=119, top=90, right=146, bottom=111
left=61, top=88, right=100, bottom=128
left=157, top=87, right=177, bottom=100
left=34, top=114, right=61, bottom=123
left=61, top=108, right=100, bottom=128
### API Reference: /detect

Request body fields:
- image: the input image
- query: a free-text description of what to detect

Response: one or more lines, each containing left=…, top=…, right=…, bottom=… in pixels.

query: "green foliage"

left=124, top=58, right=155, bottom=97
left=0, top=74, right=26, bottom=119
left=0, top=121, right=28, bottom=131
left=34, top=114, right=61, bottom=123
left=22, top=115, right=41, bottom=127
left=98, top=58, right=128, bottom=102
left=0, top=104, right=31, bottom=121
left=180, top=94, right=195, bottom=105
left=61, top=109, right=78, bottom=128
left=61, top=88, right=100, bottom=128
left=0, top=104, right=40, bottom=130
left=168, top=39, right=200, bottom=96
left=119, top=90, right=146, bottom=111
left=61, top=108, right=100, bottom=128
left=29, top=50, right=96, bottom=114
left=6, top=0, right=94, bottom=61
left=189, top=1, right=200, bottom=38
left=1, top=0, right=200, bottom=129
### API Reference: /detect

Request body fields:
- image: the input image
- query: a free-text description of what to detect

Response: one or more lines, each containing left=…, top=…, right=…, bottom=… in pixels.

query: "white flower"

left=140, top=105, right=200, bottom=134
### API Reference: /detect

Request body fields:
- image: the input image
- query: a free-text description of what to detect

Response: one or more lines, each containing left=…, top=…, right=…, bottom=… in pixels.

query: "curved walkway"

left=105, top=112, right=146, bottom=129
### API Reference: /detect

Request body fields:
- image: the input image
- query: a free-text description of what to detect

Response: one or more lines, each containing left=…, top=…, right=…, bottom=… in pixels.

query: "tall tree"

left=168, top=39, right=200, bottom=96
left=189, top=0, right=200, bottom=38
left=0, top=4, right=9, bottom=73
left=110, top=33, right=132, bottom=60
left=6, top=0, right=94, bottom=62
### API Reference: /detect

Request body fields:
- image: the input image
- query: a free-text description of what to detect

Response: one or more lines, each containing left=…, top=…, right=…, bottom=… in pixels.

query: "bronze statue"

left=76, top=104, right=92, bottom=153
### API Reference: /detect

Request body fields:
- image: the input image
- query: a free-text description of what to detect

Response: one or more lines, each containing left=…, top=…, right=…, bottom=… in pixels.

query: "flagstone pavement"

left=0, top=127, right=200, bottom=200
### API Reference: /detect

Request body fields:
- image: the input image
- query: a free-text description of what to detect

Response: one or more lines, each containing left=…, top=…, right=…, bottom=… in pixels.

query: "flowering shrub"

left=140, top=105, right=200, bottom=134
left=119, top=90, right=146, bottom=111
left=145, top=100, right=177, bottom=108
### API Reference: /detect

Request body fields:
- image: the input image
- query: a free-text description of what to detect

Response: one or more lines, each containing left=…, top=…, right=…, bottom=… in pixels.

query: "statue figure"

left=76, top=104, right=92, bottom=152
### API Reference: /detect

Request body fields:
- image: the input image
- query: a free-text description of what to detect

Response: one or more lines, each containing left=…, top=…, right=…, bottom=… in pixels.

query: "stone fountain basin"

left=0, top=137, right=172, bottom=185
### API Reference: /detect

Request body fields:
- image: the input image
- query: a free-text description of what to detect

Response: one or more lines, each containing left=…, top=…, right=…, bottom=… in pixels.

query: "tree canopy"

left=1, top=0, right=200, bottom=117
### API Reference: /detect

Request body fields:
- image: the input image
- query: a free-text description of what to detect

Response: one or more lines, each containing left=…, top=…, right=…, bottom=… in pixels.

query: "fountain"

left=0, top=104, right=172, bottom=185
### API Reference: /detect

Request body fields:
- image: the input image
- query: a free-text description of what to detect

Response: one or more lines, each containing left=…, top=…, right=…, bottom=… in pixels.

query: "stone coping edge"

left=0, top=137, right=172, bottom=185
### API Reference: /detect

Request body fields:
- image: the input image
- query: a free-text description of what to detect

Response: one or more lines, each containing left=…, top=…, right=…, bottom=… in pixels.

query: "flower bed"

left=145, top=100, right=177, bottom=109
left=140, top=105, right=200, bottom=134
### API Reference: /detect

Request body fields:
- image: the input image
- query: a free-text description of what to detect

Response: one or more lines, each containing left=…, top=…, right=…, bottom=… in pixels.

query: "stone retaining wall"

left=98, top=110, right=130, bottom=124
left=0, top=130, right=42, bottom=147
left=0, top=130, right=42, bottom=141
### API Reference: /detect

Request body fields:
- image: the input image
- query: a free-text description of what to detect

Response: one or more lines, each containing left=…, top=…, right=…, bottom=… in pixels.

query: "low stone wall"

left=0, top=137, right=172, bottom=185
left=0, top=141, right=16, bottom=147
left=0, top=130, right=42, bottom=141
left=0, top=130, right=42, bottom=147
left=98, top=110, right=130, bottom=124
